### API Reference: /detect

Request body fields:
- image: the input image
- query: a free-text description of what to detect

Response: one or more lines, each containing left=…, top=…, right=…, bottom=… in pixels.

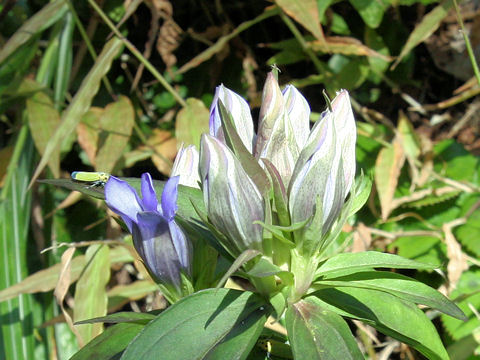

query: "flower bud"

left=199, top=134, right=264, bottom=256
left=171, top=144, right=200, bottom=189
left=209, top=85, right=255, bottom=153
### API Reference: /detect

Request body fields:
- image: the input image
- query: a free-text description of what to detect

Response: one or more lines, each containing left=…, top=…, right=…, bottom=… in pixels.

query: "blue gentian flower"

left=105, top=173, right=192, bottom=295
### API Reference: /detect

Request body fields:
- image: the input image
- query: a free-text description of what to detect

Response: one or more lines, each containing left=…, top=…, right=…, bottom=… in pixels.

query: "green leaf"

left=313, top=287, right=449, bottom=360
left=442, top=269, right=480, bottom=341
left=71, top=322, right=145, bottom=360
left=247, top=257, right=294, bottom=285
left=433, top=139, right=480, bottom=184
left=26, top=86, right=61, bottom=177
left=216, top=249, right=261, bottom=289
left=0, top=126, right=36, bottom=360
left=349, top=0, right=390, bottom=28
left=120, top=289, right=269, bottom=360
left=348, top=173, right=371, bottom=216
left=316, top=251, right=437, bottom=278
left=393, top=0, right=453, bottom=68
left=74, top=244, right=111, bottom=345
left=31, top=37, right=124, bottom=184
left=316, top=271, right=465, bottom=320
left=275, top=0, right=325, bottom=41
left=262, top=158, right=289, bottom=227
left=454, top=196, right=480, bottom=257
left=54, top=11, right=74, bottom=109
left=388, top=236, right=447, bottom=266
left=75, top=311, right=156, bottom=325
left=447, top=331, right=480, bottom=360
left=95, top=96, right=135, bottom=173
left=0, top=0, right=68, bottom=64
left=286, top=297, right=363, bottom=359
left=175, top=98, right=210, bottom=148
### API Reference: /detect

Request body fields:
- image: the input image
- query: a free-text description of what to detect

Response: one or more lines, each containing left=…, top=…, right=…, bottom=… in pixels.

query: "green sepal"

left=269, top=291, right=287, bottom=319
left=262, top=158, right=290, bottom=227
left=246, top=257, right=294, bottom=286
left=216, top=249, right=262, bottom=289
left=349, top=171, right=372, bottom=217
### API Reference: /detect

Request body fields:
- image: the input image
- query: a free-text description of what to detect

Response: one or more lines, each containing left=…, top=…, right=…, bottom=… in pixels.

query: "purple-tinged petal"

left=255, top=72, right=285, bottom=158
left=168, top=221, right=192, bottom=275
left=141, top=173, right=159, bottom=212
left=282, top=85, right=311, bottom=150
left=289, top=113, right=339, bottom=229
left=105, top=176, right=143, bottom=232
left=133, top=212, right=182, bottom=291
left=331, top=90, right=356, bottom=196
left=161, top=176, right=179, bottom=221
left=210, top=84, right=255, bottom=152
left=199, top=134, right=264, bottom=256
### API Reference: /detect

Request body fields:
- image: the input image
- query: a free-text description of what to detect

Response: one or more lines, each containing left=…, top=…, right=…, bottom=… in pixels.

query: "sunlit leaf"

left=175, top=98, right=209, bottom=148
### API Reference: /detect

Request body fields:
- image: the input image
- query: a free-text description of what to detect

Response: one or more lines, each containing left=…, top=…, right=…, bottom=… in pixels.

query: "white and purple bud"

left=209, top=85, right=255, bottom=153
left=199, top=134, right=265, bottom=257
left=171, top=144, right=200, bottom=189
left=288, top=90, right=356, bottom=236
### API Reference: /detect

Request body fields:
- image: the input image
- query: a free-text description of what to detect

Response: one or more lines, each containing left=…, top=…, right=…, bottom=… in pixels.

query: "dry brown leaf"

left=443, top=219, right=469, bottom=293
left=155, top=0, right=182, bottom=70
left=146, top=129, right=177, bottom=175
left=275, top=0, right=325, bottom=43
left=54, top=247, right=85, bottom=346
left=352, top=223, right=373, bottom=253
left=76, top=107, right=103, bottom=166
left=310, top=36, right=392, bottom=61
left=375, top=138, right=406, bottom=220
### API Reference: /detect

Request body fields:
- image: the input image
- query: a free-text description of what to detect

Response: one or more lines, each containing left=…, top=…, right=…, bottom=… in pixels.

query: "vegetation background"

left=0, top=0, right=479, bottom=359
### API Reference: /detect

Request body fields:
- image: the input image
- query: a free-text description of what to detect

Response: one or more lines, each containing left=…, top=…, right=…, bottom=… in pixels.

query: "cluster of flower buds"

left=106, top=71, right=357, bottom=300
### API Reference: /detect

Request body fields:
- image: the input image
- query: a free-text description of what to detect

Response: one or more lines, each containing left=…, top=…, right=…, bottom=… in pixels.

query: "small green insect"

left=71, top=171, right=110, bottom=188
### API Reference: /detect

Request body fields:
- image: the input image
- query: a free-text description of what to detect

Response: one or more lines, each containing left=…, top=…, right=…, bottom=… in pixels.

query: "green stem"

left=87, top=0, right=187, bottom=107
left=280, top=12, right=325, bottom=75
left=66, top=0, right=115, bottom=97
left=452, top=0, right=480, bottom=86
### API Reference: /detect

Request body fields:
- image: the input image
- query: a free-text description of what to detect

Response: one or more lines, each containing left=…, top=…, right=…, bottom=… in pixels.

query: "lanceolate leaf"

left=70, top=322, right=146, bottom=360
left=392, top=0, right=453, bottom=68
left=75, top=311, right=156, bottom=325
left=26, top=88, right=61, bottom=177
left=175, top=98, right=210, bottom=148
left=0, top=0, right=68, bottom=63
left=275, top=0, right=325, bottom=42
left=316, top=251, right=437, bottom=278
left=73, top=245, right=111, bottom=345
left=313, top=287, right=449, bottom=360
left=120, top=289, right=269, bottom=360
left=315, top=271, right=465, bottom=320
left=0, top=127, right=36, bottom=360
left=375, top=139, right=405, bottom=220
left=95, top=96, right=135, bottom=173
left=286, top=297, right=363, bottom=359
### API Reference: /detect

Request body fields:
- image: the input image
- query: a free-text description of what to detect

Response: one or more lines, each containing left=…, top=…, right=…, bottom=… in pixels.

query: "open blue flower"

left=105, top=173, right=192, bottom=294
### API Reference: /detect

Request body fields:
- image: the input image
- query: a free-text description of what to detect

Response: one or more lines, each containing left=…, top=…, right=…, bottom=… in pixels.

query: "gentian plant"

left=76, top=71, right=465, bottom=360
